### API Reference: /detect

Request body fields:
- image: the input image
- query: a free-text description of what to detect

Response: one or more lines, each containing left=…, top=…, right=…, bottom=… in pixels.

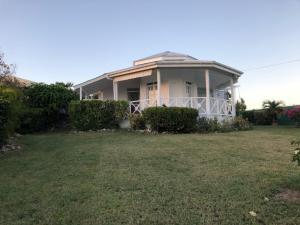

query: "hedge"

left=143, top=107, right=198, bottom=133
left=68, top=100, right=128, bottom=130
left=242, top=110, right=272, bottom=125
left=0, top=99, right=10, bottom=147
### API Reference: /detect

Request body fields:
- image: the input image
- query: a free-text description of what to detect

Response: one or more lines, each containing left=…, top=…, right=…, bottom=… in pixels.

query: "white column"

left=230, top=78, right=236, bottom=117
left=205, top=69, right=210, bottom=116
left=113, top=81, right=118, bottom=100
left=157, top=69, right=161, bottom=106
left=79, top=86, right=83, bottom=100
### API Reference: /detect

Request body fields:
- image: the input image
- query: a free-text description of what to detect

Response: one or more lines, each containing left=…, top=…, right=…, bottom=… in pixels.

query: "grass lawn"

left=0, top=126, right=300, bottom=225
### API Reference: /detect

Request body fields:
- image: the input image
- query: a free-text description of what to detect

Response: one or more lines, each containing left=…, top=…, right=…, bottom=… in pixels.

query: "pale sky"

left=1, top=0, right=300, bottom=109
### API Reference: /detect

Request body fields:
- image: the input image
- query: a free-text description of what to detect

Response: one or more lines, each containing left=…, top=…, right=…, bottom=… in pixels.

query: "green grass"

left=0, top=126, right=300, bottom=225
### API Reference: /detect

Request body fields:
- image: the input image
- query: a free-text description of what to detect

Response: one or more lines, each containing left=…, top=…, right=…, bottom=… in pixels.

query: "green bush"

left=0, top=85, right=23, bottom=135
left=142, top=107, right=198, bottom=133
left=129, top=114, right=146, bottom=130
left=253, top=111, right=272, bottom=125
left=242, top=110, right=272, bottom=125
left=69, top=100, right=129, bottom=130
left=0, top=98, right=10, bottom=147
left=22, top=83, right=78, bottom=131
left=232, top=116, right=252, bottom=131
left=17, top=107, right=47, bottom=134
left=197, top=117, right=220, bottom=133
left=197, top=116, right=252, bottom=133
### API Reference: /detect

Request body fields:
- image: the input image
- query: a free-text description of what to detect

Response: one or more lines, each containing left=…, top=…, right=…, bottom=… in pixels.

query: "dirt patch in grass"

left=276, top=189, right=300, bottom=203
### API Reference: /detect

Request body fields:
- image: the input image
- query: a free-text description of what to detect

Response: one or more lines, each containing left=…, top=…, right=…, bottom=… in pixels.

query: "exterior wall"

left=102, top=86, right=114, bottom=100
left=117, top=79, right=140, bottom=100
left=140, top=72, right=169, bottom=100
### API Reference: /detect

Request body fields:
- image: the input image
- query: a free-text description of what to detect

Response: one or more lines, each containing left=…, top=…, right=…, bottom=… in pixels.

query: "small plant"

left=285, top=106, right=300, bottom=127
left=232, top=116, right=252, bottom=131
left=291, top=140, right=300, bottom=166
left=129, top=113, right=145, bottom=130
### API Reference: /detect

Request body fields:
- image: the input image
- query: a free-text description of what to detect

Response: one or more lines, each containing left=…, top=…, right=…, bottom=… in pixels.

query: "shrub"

left=242, top=110, right=255, bottom=123
left=196, top=117, right=212, bottom=133
left=17, top=107, right=47, bottom=134
left=232, top=116, right=252, bottom=131
left=23, top=83, right=78, bottom=130
left=143, top=107, right=198, bottom=133
left=0, top=98, right=10, bottom=147
left=197, top=116, right=252, bottom=133
left=0, top=85, right=23, bottom=134
left=129, top=114, right=145, bottom=130
left=69, top=100, right=129, bottom=130
left=254, top=111, right=273, bottom=125
left=291, top=140, right=300, bottom=166
left=242, top=110, right=272, bottom=125
left=285, top=106, right=300, bottom=127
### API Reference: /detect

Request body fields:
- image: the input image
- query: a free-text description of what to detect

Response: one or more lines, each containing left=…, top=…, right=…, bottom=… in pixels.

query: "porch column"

left=113, top=81, right=118, bottom=100
left=79, top=86, right=83, bottom=100
left=230, top=78, right=236, bottom=117
left=157, top=69, right=161, bottom=106
left=205, top=69, right=210, bottom=116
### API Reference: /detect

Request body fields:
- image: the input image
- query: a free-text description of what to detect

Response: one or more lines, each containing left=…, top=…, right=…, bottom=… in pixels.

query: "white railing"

left=129, top=97, right=233, bottom=117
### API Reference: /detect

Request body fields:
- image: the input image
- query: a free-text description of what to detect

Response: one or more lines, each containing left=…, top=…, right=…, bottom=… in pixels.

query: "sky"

left=1, top=0, right=300, bottom=109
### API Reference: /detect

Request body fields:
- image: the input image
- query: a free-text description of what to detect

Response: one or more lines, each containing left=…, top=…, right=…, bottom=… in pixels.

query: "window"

left=147, top=82, right=157, bottom=105
left=186, top=82, right=192, bottom=97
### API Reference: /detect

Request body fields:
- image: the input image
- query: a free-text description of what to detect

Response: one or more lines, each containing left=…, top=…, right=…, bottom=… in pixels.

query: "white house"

left=74, top=51, right=243, bottom=118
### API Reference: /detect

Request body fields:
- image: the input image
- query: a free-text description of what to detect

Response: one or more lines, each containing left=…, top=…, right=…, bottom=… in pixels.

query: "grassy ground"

left=0, top=126, right=300, bottom=225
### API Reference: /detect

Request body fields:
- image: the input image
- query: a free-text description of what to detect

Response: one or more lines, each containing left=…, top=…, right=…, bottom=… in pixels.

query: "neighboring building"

left=74, top=51, right=243, bottom=118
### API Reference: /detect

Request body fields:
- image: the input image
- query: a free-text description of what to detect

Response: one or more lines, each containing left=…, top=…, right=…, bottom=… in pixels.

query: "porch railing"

left=129, top=97, right=233, bottom=117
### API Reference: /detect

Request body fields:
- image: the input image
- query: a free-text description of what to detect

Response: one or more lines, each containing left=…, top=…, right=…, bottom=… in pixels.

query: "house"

left=74, top=51, right=243, bottom=118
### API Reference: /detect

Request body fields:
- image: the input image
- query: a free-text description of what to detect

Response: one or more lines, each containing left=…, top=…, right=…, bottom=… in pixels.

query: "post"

left=157, top=69, right=161, bottom=106
left=205, top=69, right=210, bottom=116
left=113, top=81, right=118, bottom=100
left=79, top=86, right=83, bottom=100
left=230, top=78, right=236, bottom=117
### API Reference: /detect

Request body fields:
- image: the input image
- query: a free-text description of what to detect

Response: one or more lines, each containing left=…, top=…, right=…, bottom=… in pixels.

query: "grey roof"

left=135, top=51, right=198, bottom=62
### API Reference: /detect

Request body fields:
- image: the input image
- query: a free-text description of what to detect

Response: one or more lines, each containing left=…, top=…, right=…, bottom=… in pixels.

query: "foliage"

left=291, top=140, right=300, bottom=166
left=0, top=52, right=15, bottom=81
left=129, top=113, right=146, bottom=130
left=0, top=85, right=23, bottom=135
left=285, top=106, right=300, bottom=127
left=0, top=98, right=10, bottom=147
left=21, top=82, right=78, bottom=131
left=197, top=116, right=252, bottom=133
left=242, top=110, right=273, bottom=125
left=69, top=100, right=129, bottom=130
left=142, top=107, right=198, bottom=133
left=236, top=98, right=247, bottom=116
left=262, top=100, right=284, bottom=124
left=196, top=117, right=220, bottom=133
left=232, top=116, right=252, bottom=131
left=17, top=107, right=47, bottom=134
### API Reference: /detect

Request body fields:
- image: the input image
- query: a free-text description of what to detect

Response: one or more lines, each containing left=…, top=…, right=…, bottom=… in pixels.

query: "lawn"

left=0, top=127, right=300, bottom=225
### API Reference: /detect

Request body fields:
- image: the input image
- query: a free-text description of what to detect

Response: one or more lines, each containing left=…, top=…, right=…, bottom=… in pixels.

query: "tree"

left=262, top=100, right=284, bottom=125
left=236, top=98, right=247, bottom=116
left=0, top=51, right=17, bottom=86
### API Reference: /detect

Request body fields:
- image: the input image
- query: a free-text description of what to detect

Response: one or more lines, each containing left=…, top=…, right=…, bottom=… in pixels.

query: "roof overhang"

left=73, top=60, right=243, bottom=89
left=73, top=74, right=108, bottom=89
